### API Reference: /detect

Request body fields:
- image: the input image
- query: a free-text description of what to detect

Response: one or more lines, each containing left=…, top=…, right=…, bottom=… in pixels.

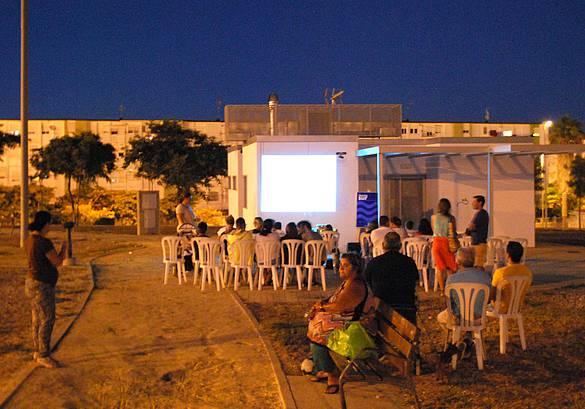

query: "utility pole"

left=20, top=0, right=29, bottom=248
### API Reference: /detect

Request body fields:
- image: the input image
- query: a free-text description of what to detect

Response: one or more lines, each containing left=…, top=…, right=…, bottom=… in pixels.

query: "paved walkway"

left=6, top=241, right=280, bottom=409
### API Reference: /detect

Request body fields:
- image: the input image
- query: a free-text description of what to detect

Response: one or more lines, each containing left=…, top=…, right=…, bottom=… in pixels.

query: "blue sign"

left=356, top=192, right=378, bottom=227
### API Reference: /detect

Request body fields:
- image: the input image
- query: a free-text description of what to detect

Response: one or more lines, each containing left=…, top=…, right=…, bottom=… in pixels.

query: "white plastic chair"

left=304, top=240, right=327, bottom=291
left=486, top=237, right=505, bottom=267
left=359, top=232, right=372, bottom=262
left=486, top=276, right=530, bottom=354
left=255, top=240, right=281, bottom=290
left=460, top=236, right=473, bottom=248
left=372, top=244, right=385, bottom=257
left=218, top=234, right=231, bottom=284
left=228, top=239, right=255, bottom=290
left=281, top=239, right=305, bottom=290
left=195, top=237, right=223, bottom=291
left=405, top=238, right=431, bottom=292
left=443, top=282, right=490, bottom=370
left=322, top=231, right=341, bottom=271
left=161, top=236, right=187, bottom=285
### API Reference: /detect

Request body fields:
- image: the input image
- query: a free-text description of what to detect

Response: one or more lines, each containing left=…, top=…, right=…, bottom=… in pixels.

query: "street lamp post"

left=20, top=0, right=29, bottom=248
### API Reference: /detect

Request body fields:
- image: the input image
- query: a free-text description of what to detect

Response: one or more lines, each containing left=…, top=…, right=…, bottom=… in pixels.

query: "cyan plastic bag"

left=327, top=321, right=377, bottom=360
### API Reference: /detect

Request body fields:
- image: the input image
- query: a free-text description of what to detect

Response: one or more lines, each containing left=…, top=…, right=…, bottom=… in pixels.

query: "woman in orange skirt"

left=432, top=198, right=457, bottom=291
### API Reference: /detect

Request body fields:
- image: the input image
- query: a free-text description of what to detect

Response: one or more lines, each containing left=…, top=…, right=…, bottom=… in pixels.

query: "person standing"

left=175, top=191, right=196, bottom=227
left=465, top=195, right=490, bottom=268
left=432, top=198, right=458, bottom=291
left=25, top=211, right=67, bottom=368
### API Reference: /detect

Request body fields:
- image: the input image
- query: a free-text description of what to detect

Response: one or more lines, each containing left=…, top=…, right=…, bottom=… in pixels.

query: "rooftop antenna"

left=330, top=88, right=344, bottom=105
left=215, top=97, right=224, bottom=120
left=484, top=108, right=490, bottom=123
left=118, top=104, right=126, bottom=120
left=323, top=88, right=330, bottom=105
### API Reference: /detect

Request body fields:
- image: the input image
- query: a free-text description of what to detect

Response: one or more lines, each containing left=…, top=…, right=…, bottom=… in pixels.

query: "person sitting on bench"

left=306, top=253, right=374, bottom=394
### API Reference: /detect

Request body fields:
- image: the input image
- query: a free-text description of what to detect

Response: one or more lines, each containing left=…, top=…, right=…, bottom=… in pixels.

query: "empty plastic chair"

left=359, top=232, right=372, bottom=262
left=255, top=240, right=281, bottom=290
left=281, top=239, right=305, bottom=290
left=443, top=282, right=490, bottom=370
left=161, top=236, right=187, bottom=285
left=404, top=238, right=431, bottom=292
left=486, top=275, right=531, bottom=354
left=304, top=240, right=327, bottom=291
left=486, top=238, right=505, bottom=267
left=195, top=237, right=223, bottom=291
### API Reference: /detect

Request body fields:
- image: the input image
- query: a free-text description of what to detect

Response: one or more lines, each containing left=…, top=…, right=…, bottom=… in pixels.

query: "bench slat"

left=375, top=299, right=417, bottom=342
left=377, top=319, right=413, bottom=359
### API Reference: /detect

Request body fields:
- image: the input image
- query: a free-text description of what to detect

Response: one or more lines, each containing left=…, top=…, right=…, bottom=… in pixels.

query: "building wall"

left=0, top=119, right=228, bottom=211
left=400, top=122, right=542, bottom=139
left=235, top=139, right=359, bottom=250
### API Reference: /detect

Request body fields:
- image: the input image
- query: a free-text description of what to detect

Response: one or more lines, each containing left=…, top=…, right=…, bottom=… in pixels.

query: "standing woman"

left=431, top=198, right=458, bottom=291
left=25, top=211, right=67, bottom=368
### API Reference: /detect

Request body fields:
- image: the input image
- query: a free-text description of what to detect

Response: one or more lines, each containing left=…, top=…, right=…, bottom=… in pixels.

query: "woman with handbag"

left=431, top=198, right=459, bottom=291
left=306, top=253, right=373, bottom=394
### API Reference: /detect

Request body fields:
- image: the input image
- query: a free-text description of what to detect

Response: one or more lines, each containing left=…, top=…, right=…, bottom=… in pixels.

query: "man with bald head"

left=437, top=247, right=491, bottom=330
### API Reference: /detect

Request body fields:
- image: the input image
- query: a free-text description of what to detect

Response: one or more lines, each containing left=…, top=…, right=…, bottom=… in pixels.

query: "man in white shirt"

left=370, top=216, right=393, bottom=255
left=175, top=192, right=196, bottom=227
left=390, top=216, right=408, bottom=240
left=216, top=215, right=235, bottom=237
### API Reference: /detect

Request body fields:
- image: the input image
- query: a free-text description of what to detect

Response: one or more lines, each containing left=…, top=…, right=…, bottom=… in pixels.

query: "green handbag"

left=327, top=321, right=378, bottom=360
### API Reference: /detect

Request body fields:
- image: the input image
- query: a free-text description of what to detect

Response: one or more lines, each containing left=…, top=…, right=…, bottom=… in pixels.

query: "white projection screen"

left=261, top=155, right=337, bottom=212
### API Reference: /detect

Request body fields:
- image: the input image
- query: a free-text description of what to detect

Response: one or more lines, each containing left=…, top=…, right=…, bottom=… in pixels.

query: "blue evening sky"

left=0, top=0, right=584, bottom=122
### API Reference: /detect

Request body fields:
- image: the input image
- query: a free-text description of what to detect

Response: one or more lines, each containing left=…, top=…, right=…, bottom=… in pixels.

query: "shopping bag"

left=327, top=321, right=377, bottom=360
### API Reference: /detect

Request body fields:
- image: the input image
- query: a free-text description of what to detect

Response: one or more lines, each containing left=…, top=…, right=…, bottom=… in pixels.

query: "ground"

left=1, top=231, right=280, bottom=408
left=244, top=245, right=585, bottom=409
left=1, top=229, right=584, bottom=408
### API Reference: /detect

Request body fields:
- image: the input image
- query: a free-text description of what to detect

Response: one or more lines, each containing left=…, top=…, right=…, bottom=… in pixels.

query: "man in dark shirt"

left=365, top=232, right=419, bottom=324
left=465, top=195, right=490, bottom=268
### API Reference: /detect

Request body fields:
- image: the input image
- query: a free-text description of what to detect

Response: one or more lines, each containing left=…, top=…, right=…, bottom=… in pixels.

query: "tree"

left=569, top=156, right=585, bottom=230
left=548, top=116, right=585, bottom=145
left=124, top=120, right=227, bottom=200
left=0, top=131, right=20, bottom=160
left=31, top=132, right=116, bottom=224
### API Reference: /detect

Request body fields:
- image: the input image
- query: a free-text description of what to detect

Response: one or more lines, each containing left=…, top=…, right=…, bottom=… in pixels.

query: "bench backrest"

left=374, top=298, right=418, bottom=360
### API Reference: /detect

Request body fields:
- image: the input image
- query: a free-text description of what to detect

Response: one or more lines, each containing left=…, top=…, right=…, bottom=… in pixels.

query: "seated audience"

left=391, top=216, right=408, bottom=239
left=226, top=217, right=253, bottom=264
left=281, top=222, right=302, bottom=265
left=273, top=221, right=285, bottom=238
left=405, top=220, right=417, bottom=237
left=255, top=219, right=280, bottom=242
left=489, top=241, right=533, bottom=313
left=365, top=232, right=419, bottom=323
left=306, top=253, right=374, bottom=394
left=298, top=220, right=323, bottom=241
left=369, top=216, right=393, bottom=253
left=195, top=221, right=208, bottom=237
left=437, top=247, right=491, bottom=330
left=252, top=216, right=263, bottom=236
left=216, top=215, right=235, bottom=237
left=416, top=218, right=433, bottom=236
left=365, top=220, right=378, bottom=233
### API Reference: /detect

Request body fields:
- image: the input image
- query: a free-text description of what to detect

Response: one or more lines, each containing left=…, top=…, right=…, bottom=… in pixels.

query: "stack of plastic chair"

left=443, top=282, right=490, bottom=370
left=486, top=276, right=530, bottom=354
left=281, top=239, right=305, bottom=290
left=255, top=240, right=281, bottom=290
left=228, top=239, right=255, bottom=290
left=486, top=237, right=505, bottom=267
left=161, top=236, right=187, bottom=285
left=195, top=237, right=223, bottom=291
left=321, top=231, right=340, bottom=270
left=404, top=238, right=431, bottom=292
left=304, top=240, right=327, bottom=291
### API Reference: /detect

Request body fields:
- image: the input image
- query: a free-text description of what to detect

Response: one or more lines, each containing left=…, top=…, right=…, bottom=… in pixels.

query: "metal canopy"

left=356, top=143, right=585, bottom=158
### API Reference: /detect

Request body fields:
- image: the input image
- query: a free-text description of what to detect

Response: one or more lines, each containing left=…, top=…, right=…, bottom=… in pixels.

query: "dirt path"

left=5, top=242, right=280, bottom=409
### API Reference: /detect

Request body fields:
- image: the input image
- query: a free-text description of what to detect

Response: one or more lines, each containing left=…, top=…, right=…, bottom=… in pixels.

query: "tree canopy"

left=549, top=116, right=584, bottom=144
left=123, top=120, right=227, bottom=199
left=0, top=131, right=20, bottom=158
left=31, top=132, right=116, bottom=223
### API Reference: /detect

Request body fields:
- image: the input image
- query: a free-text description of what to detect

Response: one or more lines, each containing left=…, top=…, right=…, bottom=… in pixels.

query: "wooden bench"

left=338, top=298, right=421, bottom=409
